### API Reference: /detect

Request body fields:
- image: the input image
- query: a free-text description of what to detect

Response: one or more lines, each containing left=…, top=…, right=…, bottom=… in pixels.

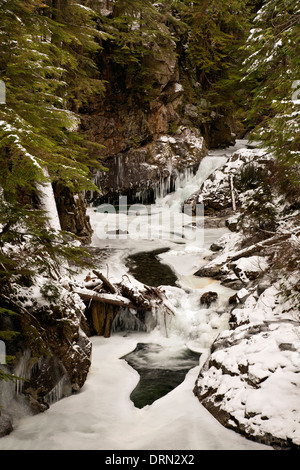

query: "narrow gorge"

left=0, top=0, right=299, bottom=452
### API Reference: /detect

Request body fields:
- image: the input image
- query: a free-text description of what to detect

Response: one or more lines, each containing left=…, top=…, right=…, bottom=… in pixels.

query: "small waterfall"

left=158, top=155, right=228, bottom=209
left=92, top=156, right=200, bottom=206
left=118, top=152, right=235, bottom=345
left=112, top=309, right=157, bottom=334
left=153, top=166, right=198, bottom=202
left=93, top=145, right=239, bottom=343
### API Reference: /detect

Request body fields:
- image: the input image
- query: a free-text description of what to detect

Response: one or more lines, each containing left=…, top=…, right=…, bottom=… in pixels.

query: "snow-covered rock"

left=0, top=275, right=92, bottom=433
left=194, top=284, right=300, bottom=449
left=193, top=144, right=300, bottom=449
left=185, top=145, right=272, bottom=216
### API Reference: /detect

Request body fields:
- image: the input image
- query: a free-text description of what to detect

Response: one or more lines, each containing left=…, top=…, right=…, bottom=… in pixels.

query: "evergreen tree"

left=0, top=1, right=106, bottom=305
left=240, top=0, right=300, bottom=309
left=97, top=0, right=178, bottom=100
left=175, top=0, right=255, bottom=124
left=0, top=0, right=106, bottom=195
left=242, top=0, right=300, bottom=166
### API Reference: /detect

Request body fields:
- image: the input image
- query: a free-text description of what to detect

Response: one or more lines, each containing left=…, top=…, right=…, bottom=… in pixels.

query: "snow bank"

left=195, top=285, right=300, bottom=448
left=0, top=334, right=270, bottom=450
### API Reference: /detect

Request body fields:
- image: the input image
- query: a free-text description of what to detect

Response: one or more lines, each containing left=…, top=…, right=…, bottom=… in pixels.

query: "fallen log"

left=74, top=288, right=135, bottom=309
left=76, top=271, right=178, bottom=338
left=118, top=283, right=151, bottom=310
left=91, top=302, right=120, bottom=338
left=228, top=232, right=296, bottom=262
left=194, top=228, right=300, bottom=279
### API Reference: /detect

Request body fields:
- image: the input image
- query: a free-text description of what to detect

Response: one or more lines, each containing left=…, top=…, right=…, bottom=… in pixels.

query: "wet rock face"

left=204, top=114, right=236, bottom=149
left=92, top=127, right=207, bottom=205
left=185, top=147, right=272, bottom=217
left=0, top=285, right=92, bottom=426
left=80, top=29, right=210, bottom=205
left=82, top=25, right=183, bottom=161
left=0, top=414, right=13, bottom=438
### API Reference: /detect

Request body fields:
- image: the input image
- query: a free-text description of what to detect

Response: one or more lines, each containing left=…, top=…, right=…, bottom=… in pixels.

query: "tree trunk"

left=92, top=303, right=106, bottom=336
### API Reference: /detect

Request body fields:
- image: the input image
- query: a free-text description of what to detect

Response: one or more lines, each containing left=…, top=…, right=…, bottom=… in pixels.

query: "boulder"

left=194, top=301, right=300, bottom=450
left=226, top=216, right=239, bottom=232
left=230, top=256, right=269, bottom=283
left=194, top=264, right=223, bottom=279
left=228, top=293, right=239, bottom=305
left=0, top=413, right=13, bottom=438
left=200, top=291, right=218, bottom=308
left=0, top=281, right=92, bottom=425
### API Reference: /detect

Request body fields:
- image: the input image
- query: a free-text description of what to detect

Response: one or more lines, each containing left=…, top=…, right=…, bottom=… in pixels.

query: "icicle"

left=112, top=308, right=149, bottom=333
left=14, top=350, right=32, bottom=395
left=0, top=80, right=6, bottom=104
left=44, top=376, right=71, bottom=405
left=230, top=174, right=237, bottom=211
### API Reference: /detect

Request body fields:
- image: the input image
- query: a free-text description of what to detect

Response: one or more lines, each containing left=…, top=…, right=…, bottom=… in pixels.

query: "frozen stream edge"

left=0, top=333, right=270, bottom=450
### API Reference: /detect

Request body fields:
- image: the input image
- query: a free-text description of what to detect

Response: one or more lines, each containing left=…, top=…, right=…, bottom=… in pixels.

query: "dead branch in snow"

left=228, top=231, right=299, bottom=262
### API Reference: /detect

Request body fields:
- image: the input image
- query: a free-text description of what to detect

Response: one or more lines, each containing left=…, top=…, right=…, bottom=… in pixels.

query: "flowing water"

left=0, top=140, right=271, bottom=450
left=122, top=343, right=201, bottom=409
left=126, top=248, right=178, bottom=287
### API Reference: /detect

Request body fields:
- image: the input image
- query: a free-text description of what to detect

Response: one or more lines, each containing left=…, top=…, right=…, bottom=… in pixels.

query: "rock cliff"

left=80, top=3, right=236, bottom=206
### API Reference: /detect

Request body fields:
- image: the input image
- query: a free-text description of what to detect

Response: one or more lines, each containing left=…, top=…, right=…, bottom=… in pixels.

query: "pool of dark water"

left=125, top=248, right=178, bottom=287
left=121, top=343, right=201, bottom=409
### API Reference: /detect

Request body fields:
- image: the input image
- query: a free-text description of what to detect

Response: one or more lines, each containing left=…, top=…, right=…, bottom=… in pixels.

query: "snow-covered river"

left=0, top=140, right=271, bottom=450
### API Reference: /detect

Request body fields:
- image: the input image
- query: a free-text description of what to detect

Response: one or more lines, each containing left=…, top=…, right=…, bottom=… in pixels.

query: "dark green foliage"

left=0, top=0, right=107, bottom=195
left=240, top=187, right=278, bottom=235
left=175, top=0, right=256, bottom=125
left=95, top=0, right=258, bottom=133
left=0, top=1, right=103, bottom=301
left=273, top=163, right=300, bottom=209
left=0, top=192, right=94, bottom=293
left=236, top=163, right=278, bottom=236
left=275, top=236, right=300, bottom=314
left=97, top=0, right=177, bottom=101
left=235, top=163, right=270, bottom=192
left=242, top=0, right=300, bottom=166
left=0, top=370, right=22, bottom=383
